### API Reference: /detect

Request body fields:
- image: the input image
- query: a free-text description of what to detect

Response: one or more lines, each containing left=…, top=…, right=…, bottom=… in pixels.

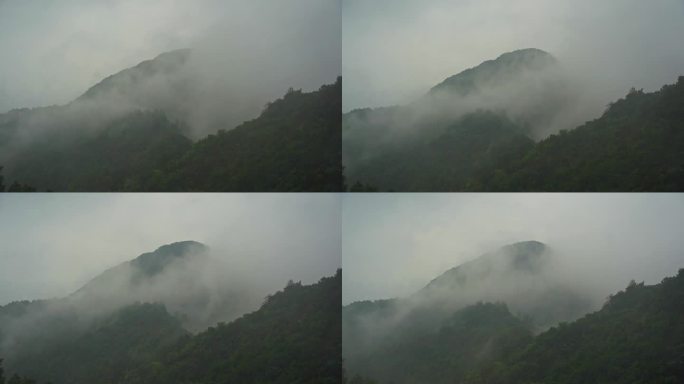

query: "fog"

left=0, top=0, right=341, bottom=137
left=343, top=193, right=684, bottom=382
left=342, top=193, right=684, bottom=305
left=343, top=0, right=684, bottom=117
left=0, top=193, right=341, bottom=307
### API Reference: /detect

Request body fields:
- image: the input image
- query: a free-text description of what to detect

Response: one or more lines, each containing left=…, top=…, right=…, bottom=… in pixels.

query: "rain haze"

left=343, top=0, right=684, bottom=113
left=0, top=0, right=341, bottom=127
left=342, top=194, right=684, bottom=304
left=0, top=193, right=341, bottom=306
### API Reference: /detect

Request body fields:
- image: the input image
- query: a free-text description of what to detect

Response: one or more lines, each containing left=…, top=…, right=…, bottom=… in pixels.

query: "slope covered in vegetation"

left=343, top=48, right=684, bottom=192
left=127, top=270, right=342, bottom=384
left=146, top=78, right=342, bottom=191
left=0, top=270, right=341, bottom=384
left=0, top=49, right=342, bottom=192
left=344, top=269, right=684, bottom=384
left=481, top=78, right=684, bottom=191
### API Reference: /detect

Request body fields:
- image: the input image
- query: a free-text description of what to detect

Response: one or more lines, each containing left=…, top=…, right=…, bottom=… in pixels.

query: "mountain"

left=343, top=241, right=593, bottom=384
left=422, top=240, right=549, bottom=291
left=0, top=241, right=241, bottom=380
left=465, top=269, right=684, bottom=384
left=0, top=51, right=342, bottom=192
left=343, top=48, right=573, bottom=191
left=4, top=110, right=192, bottom=191
left=0, top=244, right=341, bottom=384
left=125, top=270, right=342, bottom=384
left=344, top=246, right=684, bottom=384
left=4, top=303, right=188, bottom=384
left=478, top=77, right=684, bottom=191
left=143, top=77, right=342, bottom=191
left=343, top=49, right=684, bottom=192
left=73, top=241, right=209, bottom=299
left=428, top=48, right=558, bottom=96
left=76, top=49, right=192, bottom=105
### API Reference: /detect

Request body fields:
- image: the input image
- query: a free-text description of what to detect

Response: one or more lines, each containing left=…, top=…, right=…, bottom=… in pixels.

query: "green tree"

left=0, top=166, right=5, bottom=192
left=1, top=358, right=5, bottom=384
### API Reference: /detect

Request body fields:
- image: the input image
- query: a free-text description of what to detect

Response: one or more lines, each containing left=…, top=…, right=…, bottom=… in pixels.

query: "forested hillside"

left=344, top=267, right=684, bottom=384
left=343, top=48, right=684, bottom=191
left=343, top=242, right=593, bottom=384
left=466, top=269, right=684, bottom=384
left=145, top=78, right=342, bottom=191
left=0, top=50, right=342, bottom=192
left=479, top=77, right=684, bottom=191
left=0, top=242, right=342, bottom=384
left=127, top=270, right=342, bottom=384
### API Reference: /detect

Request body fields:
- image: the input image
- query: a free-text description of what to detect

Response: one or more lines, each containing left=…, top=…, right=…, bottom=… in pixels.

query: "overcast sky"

left=343, top=0, right=684, bottom=112
left=343, top=194, right=684, bottom=304
left=0, top=0, right=341, bottom=113
left=0, top=193, right=341, bottom=306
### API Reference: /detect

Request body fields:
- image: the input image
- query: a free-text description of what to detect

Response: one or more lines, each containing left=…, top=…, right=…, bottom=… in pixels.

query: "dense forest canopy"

left=0, top=50, right=342, bottom=192
left=343, top=48, right=684, bottom=192
left=343, top=241, right=595, bottom=383
left=344, top=253, right=684, bottom=384
left=0, top=242, right=341, bottom=384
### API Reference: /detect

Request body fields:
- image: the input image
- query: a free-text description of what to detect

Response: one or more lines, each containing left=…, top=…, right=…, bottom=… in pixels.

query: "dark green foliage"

left=148, top=78, right=342, bottom=191
left=345, top=110, right=534, bottom=191
left=346, top=374, right=378, bottom=384
left=5, top=303, right=188, bottom=384
left=0, top=167, right=35, bottom=192
left=5, top=182, right=36, bottom=192
left=346, top=270, right=684, bottom=384
left=345, top=76, right=684, bottom=191
left=1, top=78, right=341, bottom=192
left=6, top=110, right=192, bottom=191
left=466, top=270, right=684, bottom=384
left=127, top=270, right=342, bottom=384
left=345, top=302, right=532, bottom=384
left=348, top=181, right=378, bottom=192
left=2, top=272, right=341, bottom=384
left=485, top=78, right=684, bottom=191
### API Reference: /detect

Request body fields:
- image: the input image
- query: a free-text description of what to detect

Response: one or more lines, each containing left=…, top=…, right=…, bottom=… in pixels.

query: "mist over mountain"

left=463, top=269, right=684, bottom=384
left=0, top=241, right=341, bottom=384
left=69, top=240, right=255, bottom=331
left=343, top=49, right=684, bottom=192
left=0, top=0, right=342, bottom=192
left=343, top=240, right=684, bottom=384
left=0, top=52, right=342, bottom=191
left=343, top=49, right=577, bottom=187
left=343, top=241, right=596, bottom=383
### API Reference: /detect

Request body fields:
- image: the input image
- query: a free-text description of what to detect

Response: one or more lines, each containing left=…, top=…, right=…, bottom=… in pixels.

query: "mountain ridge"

left=73, top=240, right=209, bottom=299
left=429, top=48, right=557, bottom=96
left=76, top=49, right=192, bottom=103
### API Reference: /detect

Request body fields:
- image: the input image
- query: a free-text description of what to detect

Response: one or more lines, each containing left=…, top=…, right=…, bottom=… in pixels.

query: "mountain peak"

left=73, top=241, right=209, bottom=299
left=152, top=240, right=207, bottom=255
left=76, top=48, right=192, bottom=102
left=131, top=240, right=208, bottom=277
left=428, top=48, right=557, bottom=96
left=496, top=48, right=553, bottom=61
left=422, top=240, right=549, bottom=292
